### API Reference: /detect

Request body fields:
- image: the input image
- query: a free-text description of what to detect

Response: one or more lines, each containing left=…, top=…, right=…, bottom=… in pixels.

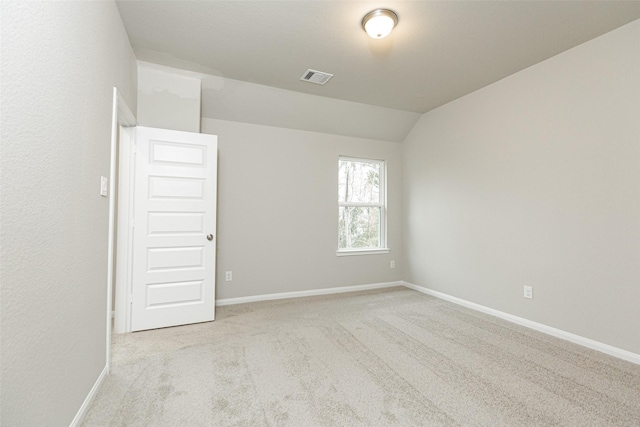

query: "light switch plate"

left=100, top=176, right=108, bottom=197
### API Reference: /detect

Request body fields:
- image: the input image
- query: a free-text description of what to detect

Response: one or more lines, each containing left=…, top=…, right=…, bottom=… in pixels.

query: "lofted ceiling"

left=116, top=1, right=640, bottom=114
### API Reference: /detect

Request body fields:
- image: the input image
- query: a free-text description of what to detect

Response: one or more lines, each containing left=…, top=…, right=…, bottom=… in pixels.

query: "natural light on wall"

left=362, top=9, right=398, bottom=39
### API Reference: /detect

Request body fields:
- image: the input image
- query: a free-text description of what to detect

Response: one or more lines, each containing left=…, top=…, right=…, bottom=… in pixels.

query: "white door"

left=131, top=126, right=217, bottom=332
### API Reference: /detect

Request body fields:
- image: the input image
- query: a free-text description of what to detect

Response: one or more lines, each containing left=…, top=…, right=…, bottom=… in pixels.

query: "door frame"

left=108, top=88, right=136, bottom=365
left=112, top=124, right=135, bottom=334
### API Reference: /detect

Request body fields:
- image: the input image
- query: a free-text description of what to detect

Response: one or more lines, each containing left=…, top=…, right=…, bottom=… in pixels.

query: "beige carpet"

left=82, top=287, right=640, bottom=426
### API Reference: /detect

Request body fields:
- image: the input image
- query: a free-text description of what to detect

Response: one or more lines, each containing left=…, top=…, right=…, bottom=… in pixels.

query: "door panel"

left=146, top=280, right=204, bottom=308
left=146, top=246, right=204, bottom=271
left=148, top=176, right=206, bottom=199
left=131, top=126, right=217, bottom=332
left=149, top=140, right=206, bottom=166
left=147, top=212, right=205, bottom=235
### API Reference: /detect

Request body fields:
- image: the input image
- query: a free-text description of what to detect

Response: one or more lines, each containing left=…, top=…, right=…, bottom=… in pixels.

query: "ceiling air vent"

left=300, top=69, right=333, bottom=85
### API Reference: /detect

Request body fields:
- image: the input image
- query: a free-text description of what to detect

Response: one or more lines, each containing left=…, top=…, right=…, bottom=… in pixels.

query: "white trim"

left=338, top=202, right=384, bottom=208
left=339, top=155, right=385, bottom=166
left=338, top=156, right=387, bottom=251
left=69, top=365, right=108, bottom=427
left=107, top=89, right=117, bottom=369
left=216, top=281, right=402, bottom=306
left=108, top=88, right=136, bottom=352
left=336, top=248, right=390, bottom=256
left=113, top=125, right=135, bottom=334
left=402, top=281, right=640, bottom=366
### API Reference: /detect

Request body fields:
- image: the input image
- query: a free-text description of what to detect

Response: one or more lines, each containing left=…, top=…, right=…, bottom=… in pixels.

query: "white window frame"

left=337, top=156, right=389, bottom=256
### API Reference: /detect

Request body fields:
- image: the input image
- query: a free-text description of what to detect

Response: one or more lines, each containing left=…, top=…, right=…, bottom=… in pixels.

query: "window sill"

left=336, top=248, right=390, bottom=257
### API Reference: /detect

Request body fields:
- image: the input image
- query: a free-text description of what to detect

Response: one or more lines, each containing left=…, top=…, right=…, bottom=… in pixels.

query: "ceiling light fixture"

left=362, top=9, right=398, bottom=39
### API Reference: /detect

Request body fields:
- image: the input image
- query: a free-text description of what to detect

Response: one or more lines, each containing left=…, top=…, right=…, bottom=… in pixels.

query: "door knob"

left=206, top=234, right=214, bottom=241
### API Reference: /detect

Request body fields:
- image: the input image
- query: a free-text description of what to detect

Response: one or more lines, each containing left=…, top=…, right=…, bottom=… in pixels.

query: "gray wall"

left=402, top=20, right=640, bottom=354
left=201, top=75, right=420, bottom=143
left=137, top=62, right=201, bottom=132
left=0, top=2, right=137, bottom=425
left=202, top=118, right=403, bottom=300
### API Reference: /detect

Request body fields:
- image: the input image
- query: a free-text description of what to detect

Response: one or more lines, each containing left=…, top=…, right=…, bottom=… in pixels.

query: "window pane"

left=338, top=206, right=380, bottom=249
left=338, top=160, right=380, bottom=204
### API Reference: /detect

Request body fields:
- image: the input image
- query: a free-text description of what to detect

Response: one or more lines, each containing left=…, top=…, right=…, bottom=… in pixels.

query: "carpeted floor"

left=82, top=287, right=640, bottom=426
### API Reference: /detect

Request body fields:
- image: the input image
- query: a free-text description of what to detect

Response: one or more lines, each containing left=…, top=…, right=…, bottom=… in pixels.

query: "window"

left=338, top=156, right=388, bottom=255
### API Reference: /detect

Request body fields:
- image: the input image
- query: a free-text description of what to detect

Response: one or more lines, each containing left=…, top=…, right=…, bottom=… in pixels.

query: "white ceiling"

left=117, top=1, right=640, bottom=114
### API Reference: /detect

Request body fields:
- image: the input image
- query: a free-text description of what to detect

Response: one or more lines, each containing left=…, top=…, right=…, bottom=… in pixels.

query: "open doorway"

left=107, top=88, right=136, bottom=370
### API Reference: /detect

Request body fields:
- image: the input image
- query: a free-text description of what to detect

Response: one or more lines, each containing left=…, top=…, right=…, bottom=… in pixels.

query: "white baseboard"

left=69, top=364, right=108, bottom=427
left=216, top=281, right=402, bottom=307
left=403, top=281, right=640, bottom=366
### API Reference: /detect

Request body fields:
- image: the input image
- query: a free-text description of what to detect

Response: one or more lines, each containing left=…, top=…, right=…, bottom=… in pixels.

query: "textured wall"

left=402, top=20, right=640, bottom=354
left=202, top=118, right=403, bottom=300
left=0, top=2, right=137, bottom=425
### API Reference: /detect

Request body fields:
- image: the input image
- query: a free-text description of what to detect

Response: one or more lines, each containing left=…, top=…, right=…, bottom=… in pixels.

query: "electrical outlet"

left=225, top=271, right=232, bottom=282
left=524, top=285, right=533, bottom=299
left=390, top=260, right=396, bottom=269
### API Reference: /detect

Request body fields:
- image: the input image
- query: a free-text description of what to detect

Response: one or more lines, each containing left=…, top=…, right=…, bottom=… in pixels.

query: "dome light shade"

left=362, top=9, right=398, bottom=39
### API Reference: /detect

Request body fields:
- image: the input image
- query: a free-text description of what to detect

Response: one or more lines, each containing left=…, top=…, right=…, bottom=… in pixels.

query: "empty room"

left=1, top=1, right=639, bottom=426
